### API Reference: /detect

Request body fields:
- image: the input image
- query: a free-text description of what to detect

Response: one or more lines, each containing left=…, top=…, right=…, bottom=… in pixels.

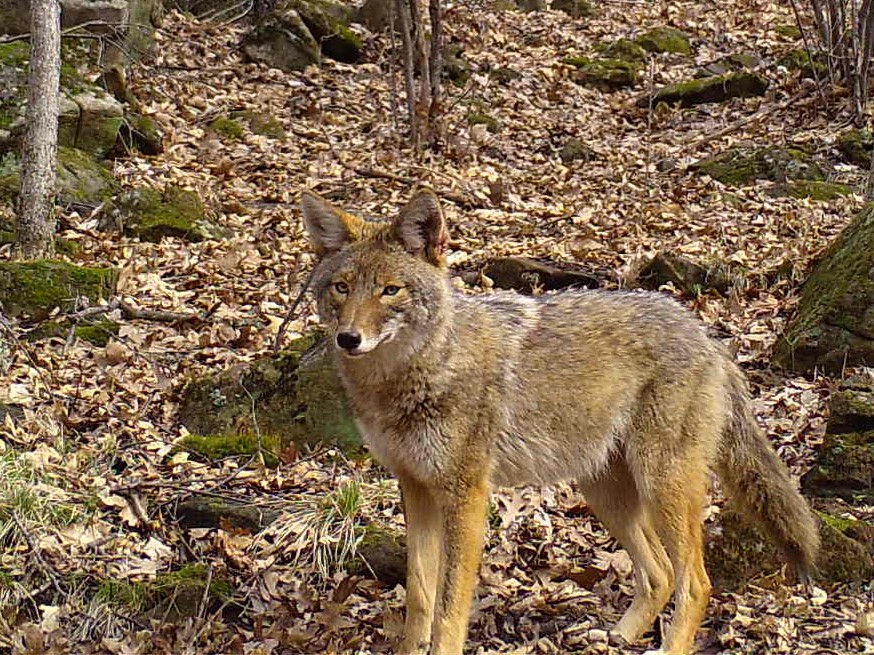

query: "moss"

left=565, top=56, right=639, bottom=88
left=772, top=204, right=874, bottom=373
left=635, top=26, right=692, bottom=55
left=178, top=335, right=363, bottom=457
left=781, top=180, right=852, bottom=200
left=836, top=127, right=874, bottom=167
left=178, top=432, right=282, bottom=467
left=645, top=72, right=768, bottom=107
left=26, top=319, right=120, bottom=346
left=779, top=48, right=827, bottom=79
left=348, top=524, right=406, bottom=586
left=801, top=431, right=874, bottom=502
left=97, top=563, right=233, bottom=618
left=0, top=261, right=118, bottom=320
left=210, top=116, right=244, bottom=140
left=595, top=37, right=647, bottom=64
left=102, top=186, right=223, bottom=242
left=467, top=112, right=500, bottom=133
left=551, top=0, right=593, bottom=17
left=692, top=147, right=826, bottom=186
left=231, top=110, right=285, bottom=139
left=775, top=23, right=802, bottom=39
left=286, top=0, right=362, bottom=64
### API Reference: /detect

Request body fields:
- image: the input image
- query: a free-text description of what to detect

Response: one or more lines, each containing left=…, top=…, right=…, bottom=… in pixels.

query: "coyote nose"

left=336, top=331, right=362, bottom=351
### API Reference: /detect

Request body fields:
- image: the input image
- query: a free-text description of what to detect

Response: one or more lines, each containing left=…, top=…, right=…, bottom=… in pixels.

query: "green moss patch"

left=231, top=110, right=286, bottom=139
left=210, top=116, right=245, bottom=140
left=177, top=433, right=282, bottom=467
left=642, top=72, right=768, bottom=108
left=692, top=147, right=827, bottom=186
left=778, top=180, right=852, bottom=201
left=779, top=48, right=827, bottom=79
left=595, top=37, right=647, bottom=64
left=565, top=56, right=639, bottom=88
left=801, top=431, right=874, bottom=502
left=101, top=186, right=226, bottom=242
left=634, top=26, right=692, bottom=55
left=836, top=127, right=874, bottom=167
left=96, top=563, right=233, bottom=619
left=0, top=147, right=118, bottom=207
left=772, top=204, right=874, bottom=373
left=0, top=261, right=118, bottom=320
left=178, top=335, right=363, bottom=457
left=467, top=112, right=500, bottom=132
left=26, top=318, right=120, bottom=346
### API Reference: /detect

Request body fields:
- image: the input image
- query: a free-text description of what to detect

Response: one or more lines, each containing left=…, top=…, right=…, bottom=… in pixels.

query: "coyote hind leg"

left=580, top=457, right=674, bottom=645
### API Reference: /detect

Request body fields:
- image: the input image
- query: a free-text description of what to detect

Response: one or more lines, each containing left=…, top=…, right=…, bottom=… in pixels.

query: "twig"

left=12, top=514, right=65, bottom=596
left=272, top=266, right=315, bottom=352
left=118, top=299, right=204, bottom=324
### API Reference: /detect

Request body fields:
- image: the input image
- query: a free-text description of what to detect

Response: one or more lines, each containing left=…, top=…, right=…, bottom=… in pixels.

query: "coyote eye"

left=382, top=285, right=401, bottom=296
left=334, top=281, right=349, bottom=294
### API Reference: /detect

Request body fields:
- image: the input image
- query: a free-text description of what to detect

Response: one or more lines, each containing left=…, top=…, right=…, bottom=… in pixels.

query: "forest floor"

left=1, top=0, right=873, bottom=653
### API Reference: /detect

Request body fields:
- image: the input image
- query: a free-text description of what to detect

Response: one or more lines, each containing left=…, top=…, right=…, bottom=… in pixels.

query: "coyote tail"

left=716, top=367, right=820, bottom=583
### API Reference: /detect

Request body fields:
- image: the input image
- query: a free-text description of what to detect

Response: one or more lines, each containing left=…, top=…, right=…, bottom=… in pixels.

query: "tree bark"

left=17, top=0, right=61, bottom=259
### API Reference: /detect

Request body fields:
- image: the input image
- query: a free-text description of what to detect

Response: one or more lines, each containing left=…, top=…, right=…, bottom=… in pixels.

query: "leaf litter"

left=1, top=0, right=873, bottom=653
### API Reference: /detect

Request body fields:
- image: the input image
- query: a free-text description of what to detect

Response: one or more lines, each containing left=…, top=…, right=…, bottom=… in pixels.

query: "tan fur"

left=300, top=189, right=820, bottom=655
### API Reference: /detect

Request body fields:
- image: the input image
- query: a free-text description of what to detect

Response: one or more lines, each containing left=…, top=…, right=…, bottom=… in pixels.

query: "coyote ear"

left=300, top=191, right=364, bottom=257
left=393, top=189, right=448, bottom=265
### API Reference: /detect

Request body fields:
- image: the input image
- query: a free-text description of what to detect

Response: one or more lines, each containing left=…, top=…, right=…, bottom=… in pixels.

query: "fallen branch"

left=272, top=265, right=315, bottom=352
left=352, top=166, right=479, bottom=207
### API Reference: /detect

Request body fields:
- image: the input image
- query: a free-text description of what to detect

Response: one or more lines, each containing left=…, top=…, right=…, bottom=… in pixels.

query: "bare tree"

left=395, top=0, right=444, bottom=148
left=793, top=0, right=874, bottom=123
left=17, top=0, right=62, bottom=259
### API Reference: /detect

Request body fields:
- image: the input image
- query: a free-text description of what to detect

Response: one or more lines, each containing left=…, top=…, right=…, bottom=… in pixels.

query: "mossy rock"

left=489, top=66, right=520, bottom=86
left=444, top=45, right=471, bottom=87
left=177, top=433, right=282, bottom=467
left=828, top=377, right=874, bottom=433
left=178, top=335, right=362, bottom=456
left=551, top=0, right=593, bottom=18
left=801, top=431, right=874, bottom=503
left=595, top=38, right=647, bottom=64
left=565, top=56, right=639, bottom=89
left=97, top=563, right=234, bottom=621
left=0, top=218, right=80, bottom=255
left=468, top=112, right=500, bottom=133
left=559, top=137, right=594, bottom=164
left=836, top=127, right=874, bottom=167
left=634, top=26, right=692, bottom=55
left=691, top=147, right=827, bottom=186
left=101, top=186, right=228, bottom=242
left=209, top=116, right=245, bottom=140
left=776, top=180, right=852, bottom=201
left=26, top=318, right=120, bottom=346
left=174, top=494, right=280, bottom=532
left=347, top=524, right=406, bottom=586
left=635, top=251, right=732, bottom=297
left=230, top=110, right=286, bottom=139
left=0, top=261, right=117, bottom=320
left=775, top=23, right=802, bottom=39
left=696, top=53, right=760, bottom=78
left=641, top=72, right=768, bottom=108
left=0, top=147, right=118, bottom=207
left=117, top=112, right=164, bottom=156
left=779, top=49, right=828, bottom=79
left=772, top=204, right=874, bottom=373
left=707, top=507, right=874, bottom=590
left=242, top=0, right=362, bottom=70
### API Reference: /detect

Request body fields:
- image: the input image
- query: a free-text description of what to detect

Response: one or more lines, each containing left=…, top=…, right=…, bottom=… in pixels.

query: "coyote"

left=300, top=188, right=819, bottom=655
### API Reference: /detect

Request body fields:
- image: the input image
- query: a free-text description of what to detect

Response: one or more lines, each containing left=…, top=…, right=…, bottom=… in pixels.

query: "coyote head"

left=300, top=189, right=451, bottom=361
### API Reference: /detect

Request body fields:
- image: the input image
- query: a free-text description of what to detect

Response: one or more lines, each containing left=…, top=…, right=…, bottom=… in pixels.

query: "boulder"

left=565, top=56, right=639, bottom=89
left=0, top=261, right=117, bottom=320
left=691, top=147, right=827, bottom=186
left=0, top=146, right=119, bottom=207
left=178, top=335, right=362, bottom=456
left=634, top=26, right=692, bottom=55
left=772, top=204, right=874, bottom=374
left=696, top=53, right=760, bottom=78
left=477, top=256, right=600, bottom=293
left=241, top=0, right=362, bottom=72
left=801, top=377, right=874, bottom=503
left=634, top=251, right=732, bottom=296
left=595, top=37, right=647, bottom=65
left=836, top=127, right=874, bottom=168
left=551, top=0, right=592, bottom=18
left=100, top=186, right=228, bottom=242
left=640, top=72, right=768, bottom=108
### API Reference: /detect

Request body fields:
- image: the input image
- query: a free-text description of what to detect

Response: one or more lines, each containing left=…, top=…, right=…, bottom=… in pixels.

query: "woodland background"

left=0, top=0, right=873, bottom=653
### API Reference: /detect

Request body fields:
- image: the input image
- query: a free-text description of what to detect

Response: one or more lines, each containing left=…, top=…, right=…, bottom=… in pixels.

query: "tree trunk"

left=17, top=0, right=61, bottom=259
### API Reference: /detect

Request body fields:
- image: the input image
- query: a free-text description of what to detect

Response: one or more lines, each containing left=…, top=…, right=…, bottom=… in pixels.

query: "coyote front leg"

left=399, top=474, right=443, bottom=654
left=430, top=479, right=490, bottom=655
